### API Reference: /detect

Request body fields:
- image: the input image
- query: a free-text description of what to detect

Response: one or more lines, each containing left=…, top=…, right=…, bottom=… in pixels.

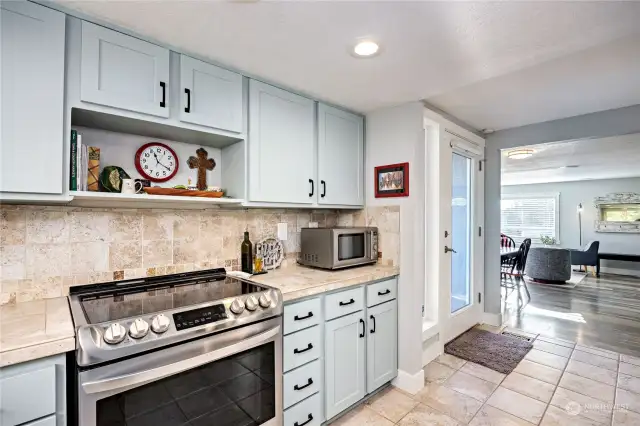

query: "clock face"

left=135, top=143, right=179, bottom=182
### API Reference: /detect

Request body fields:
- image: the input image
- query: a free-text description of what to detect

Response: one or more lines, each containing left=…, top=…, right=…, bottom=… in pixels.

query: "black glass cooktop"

left=72, top=269, right=266, bottom=324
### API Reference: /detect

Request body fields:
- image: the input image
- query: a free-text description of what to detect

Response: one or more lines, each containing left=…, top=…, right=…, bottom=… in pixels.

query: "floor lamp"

left=577, top=203, right=584, bottom=272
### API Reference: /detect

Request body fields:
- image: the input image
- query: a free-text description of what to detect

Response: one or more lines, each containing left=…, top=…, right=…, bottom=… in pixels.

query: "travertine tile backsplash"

left=0, top=205, right=399, bottom=305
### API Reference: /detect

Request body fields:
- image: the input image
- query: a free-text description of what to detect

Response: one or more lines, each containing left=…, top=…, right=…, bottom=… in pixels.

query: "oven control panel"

left=173, top=304, right=227, bottom=331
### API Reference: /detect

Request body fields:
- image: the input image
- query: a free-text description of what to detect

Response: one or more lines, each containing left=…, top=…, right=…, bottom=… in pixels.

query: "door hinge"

left=479, top=160, right=483, bottom=171
left=422, top=305, right=425, bottom=317
left=478, top=226, right=482, bottom=237
left=478, top=293, right=482, bottom=303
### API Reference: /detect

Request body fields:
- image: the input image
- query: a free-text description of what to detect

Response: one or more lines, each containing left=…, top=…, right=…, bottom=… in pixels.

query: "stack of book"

left=70, top=130, right=100, bottom=191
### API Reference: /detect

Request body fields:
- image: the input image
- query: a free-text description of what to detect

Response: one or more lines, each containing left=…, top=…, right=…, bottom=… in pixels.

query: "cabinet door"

left=80, top=22, right=170, bottom=117
left=367, top=300, right=398, bottom=393
left=324, top=311, right=366, bottom=420
left=179, top=55, right=243, bottom=132
left=0, top=1, right=65, bottom=194
left=317, top=104, right=364, bottom=206
left=249, top=80, right=315, bottom=204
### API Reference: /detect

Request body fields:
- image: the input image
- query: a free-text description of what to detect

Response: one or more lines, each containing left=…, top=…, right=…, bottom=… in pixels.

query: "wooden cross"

left=187, top=148, right=216, bottom=190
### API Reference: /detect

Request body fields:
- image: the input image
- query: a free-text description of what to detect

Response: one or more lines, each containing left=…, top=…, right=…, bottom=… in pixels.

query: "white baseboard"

left=422, top=340, right=442, bottom=367
left=482, top=312, right=503, bottom=327
left=392, top=369, right=425, bottom=395
left=599, top=266, right=640, bottom=278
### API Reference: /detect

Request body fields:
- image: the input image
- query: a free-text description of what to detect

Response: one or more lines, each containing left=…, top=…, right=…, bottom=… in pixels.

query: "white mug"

left=122, top=179, right=143, bottom=194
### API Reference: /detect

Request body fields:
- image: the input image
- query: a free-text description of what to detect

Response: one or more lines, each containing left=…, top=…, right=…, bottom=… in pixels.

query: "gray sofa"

left=524, top=247, right=572, bottom=283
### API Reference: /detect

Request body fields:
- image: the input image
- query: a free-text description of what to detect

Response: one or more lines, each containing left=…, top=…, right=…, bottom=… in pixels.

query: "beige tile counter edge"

left=0, top=297, right=75, bottom=367
left=250, top=264, right=400, bottom=302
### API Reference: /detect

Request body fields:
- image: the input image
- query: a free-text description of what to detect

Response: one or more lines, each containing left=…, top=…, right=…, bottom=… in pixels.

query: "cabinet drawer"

left=284, top=392, right=322, bottom=426
left=0, top=365, right=56, bottom=426
left=324, top=286, right=364, bottom=321
left=284, top=298, right=321, bottom=335
left=284, top=325, right=321, bottom=373
left=367, top=278, right=398, bottom=307
left=283, top=360, right=321, bottom=409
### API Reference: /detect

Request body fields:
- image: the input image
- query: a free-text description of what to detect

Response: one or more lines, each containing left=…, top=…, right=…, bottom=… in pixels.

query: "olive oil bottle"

left=241, top=231, right=253, bottom=273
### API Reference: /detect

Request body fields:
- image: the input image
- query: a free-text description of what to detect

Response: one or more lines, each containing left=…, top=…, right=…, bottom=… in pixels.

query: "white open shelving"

left=68, top=191, right=244, bottom=209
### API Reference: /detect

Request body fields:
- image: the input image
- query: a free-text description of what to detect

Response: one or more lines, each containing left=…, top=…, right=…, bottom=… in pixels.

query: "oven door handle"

left=81, top=325, right=279, bottom=395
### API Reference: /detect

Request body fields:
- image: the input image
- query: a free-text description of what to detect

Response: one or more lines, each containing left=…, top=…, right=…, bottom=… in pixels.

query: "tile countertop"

left=0, top=297, right=75, bottom=367
left=249, top=264, right=400, bottom=302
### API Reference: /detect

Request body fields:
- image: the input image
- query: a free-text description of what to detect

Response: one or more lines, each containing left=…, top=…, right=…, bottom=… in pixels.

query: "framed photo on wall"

left=375, top=162, right=409, bottom=198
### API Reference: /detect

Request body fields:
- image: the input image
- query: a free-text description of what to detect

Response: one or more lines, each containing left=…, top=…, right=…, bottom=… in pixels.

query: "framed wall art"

left=375, top=162, right=409, bottom=198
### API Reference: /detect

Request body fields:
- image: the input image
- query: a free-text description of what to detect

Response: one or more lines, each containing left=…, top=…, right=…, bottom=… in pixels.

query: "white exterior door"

left=1, top=1, right=65, bottom=194
left=440, top=134, right=485, bottom=343
left=317, top=104, right=364, bottom=206
left=248, top=80, right=315, bottom=204
left=179, top=55, right=243, bottom=133
left=80, top=22, right=170, bottom=117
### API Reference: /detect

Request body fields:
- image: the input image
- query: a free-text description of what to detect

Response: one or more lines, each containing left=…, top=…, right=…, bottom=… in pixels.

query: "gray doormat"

left=445, top=328, right=533, bottom=374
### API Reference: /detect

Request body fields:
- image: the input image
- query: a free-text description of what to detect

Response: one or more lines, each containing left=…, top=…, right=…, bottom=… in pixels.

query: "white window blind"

left=501, top=193, right=559, bottom=244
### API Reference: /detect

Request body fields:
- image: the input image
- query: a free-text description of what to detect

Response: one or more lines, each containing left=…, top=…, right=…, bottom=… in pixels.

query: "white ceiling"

left=57, top=1, right=640, bottom=130
left=501, top=133, right=640, bottom=186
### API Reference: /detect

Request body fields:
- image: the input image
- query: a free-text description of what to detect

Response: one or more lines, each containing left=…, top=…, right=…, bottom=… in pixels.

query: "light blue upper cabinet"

left=249, top=80, right=315, bottom=204
left=317, top=104, right=364, bottom=206
left=80, top=22, right=170, bottom=117
left=324, top=311, right=366, bottom=420
left=179, top=55, right=243, bottom=133
left=366, top=300, right=398, bottom=393
left=0, top=1, right=65, bottom=195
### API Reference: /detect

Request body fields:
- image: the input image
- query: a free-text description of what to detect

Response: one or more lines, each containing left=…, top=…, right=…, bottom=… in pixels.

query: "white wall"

left=502, top=177, right=640, bottom=273
left=485, top=104, right=640, bottom=315
left=366, top=101, right=426, bottom=392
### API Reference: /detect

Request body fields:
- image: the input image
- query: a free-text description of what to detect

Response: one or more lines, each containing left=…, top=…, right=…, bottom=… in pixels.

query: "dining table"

left=500, top=246, right=520, bottom=261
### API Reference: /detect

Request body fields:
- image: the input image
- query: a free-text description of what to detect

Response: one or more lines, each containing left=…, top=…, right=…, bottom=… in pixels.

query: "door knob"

left=444, top=246, right=457, bottom=254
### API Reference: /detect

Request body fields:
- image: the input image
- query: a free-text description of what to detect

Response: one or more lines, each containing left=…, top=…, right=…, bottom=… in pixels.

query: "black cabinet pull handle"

left=159, top=82, right=166, bottom=107
left=321, top=180, right=326, bottom=198
left=294, top=378, right=313, bottom=391
left=339, top=298, right=355, bottom=306
left=294, top=414, right=314, bottom=426
left=309, top=179, right=314, bottom=197
left=378, top=289, right=391, bottom=296
left=359, top=318, right=365, bottom=338
left=184, top=88, right=191, bottom=113
left=294, top=343, right=313, bottom=354
left=294, top=312, right=313, bottom=321
left=370, top=315, right=376, bottom=333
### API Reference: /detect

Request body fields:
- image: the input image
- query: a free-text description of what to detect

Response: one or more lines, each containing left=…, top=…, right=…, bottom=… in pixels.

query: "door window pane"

left=451, top=153, right=472, bottom=313
left=96, top=342, right=275, bottom=426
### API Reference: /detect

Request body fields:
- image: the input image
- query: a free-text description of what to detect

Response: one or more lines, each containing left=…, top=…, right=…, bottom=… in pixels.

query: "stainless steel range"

left=67, top=268, right=283, bottom=426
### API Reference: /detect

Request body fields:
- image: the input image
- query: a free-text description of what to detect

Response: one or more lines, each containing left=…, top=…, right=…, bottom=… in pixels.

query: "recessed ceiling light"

left=353, top=40, right=380, bottom=57
left=507, top=149, right=534, bottom=160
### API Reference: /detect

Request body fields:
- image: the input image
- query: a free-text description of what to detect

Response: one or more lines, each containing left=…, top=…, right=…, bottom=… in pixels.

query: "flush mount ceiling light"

left=507, top=148, right=534, bottom=160
left=352, top=40, right=380, bottom=58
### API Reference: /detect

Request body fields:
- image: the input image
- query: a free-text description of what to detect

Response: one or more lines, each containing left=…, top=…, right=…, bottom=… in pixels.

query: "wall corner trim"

left=392, top=369, right=425, bottom=395
left=482, top=312, right=503, bottom=327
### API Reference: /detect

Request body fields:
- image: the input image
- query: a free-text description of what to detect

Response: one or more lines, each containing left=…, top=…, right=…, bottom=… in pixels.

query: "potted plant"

left=540, top=235, right=557, bottom=246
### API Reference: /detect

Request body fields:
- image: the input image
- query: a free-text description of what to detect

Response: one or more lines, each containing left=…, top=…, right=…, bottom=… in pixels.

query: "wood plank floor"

left=502, top=272, right=640, bottom=357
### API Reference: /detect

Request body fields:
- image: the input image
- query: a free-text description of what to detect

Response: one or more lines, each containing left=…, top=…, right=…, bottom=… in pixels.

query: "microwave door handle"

left=81, top=326, right=280, bottom=395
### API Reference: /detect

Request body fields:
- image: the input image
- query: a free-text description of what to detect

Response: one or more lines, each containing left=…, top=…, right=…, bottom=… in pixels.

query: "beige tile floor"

left=330, top=334, right=640, bottom=426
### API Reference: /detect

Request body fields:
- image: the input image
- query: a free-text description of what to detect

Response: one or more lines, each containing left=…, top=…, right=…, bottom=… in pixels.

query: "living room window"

left=500, top=193, right=560, bottom=244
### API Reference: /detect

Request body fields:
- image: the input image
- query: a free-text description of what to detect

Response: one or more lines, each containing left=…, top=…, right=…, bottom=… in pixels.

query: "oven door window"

left=96, top=342, right=275, bottom=426
left=337, top=233, right=365, bottom=261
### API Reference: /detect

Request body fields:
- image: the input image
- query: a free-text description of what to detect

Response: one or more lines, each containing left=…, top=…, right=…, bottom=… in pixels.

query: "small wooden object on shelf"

left=143, top=187, right=224, bottom=198
left=187, top=148, right=216, bottom=190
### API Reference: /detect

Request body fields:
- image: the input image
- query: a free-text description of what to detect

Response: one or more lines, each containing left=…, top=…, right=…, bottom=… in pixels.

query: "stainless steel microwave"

left=299, top=227, right=378, bottom=269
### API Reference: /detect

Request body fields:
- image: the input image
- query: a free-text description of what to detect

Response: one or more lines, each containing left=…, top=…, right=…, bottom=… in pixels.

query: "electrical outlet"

left=309, top=222, right=319, bottom=228
left=277, top=223, right=287, bottom=241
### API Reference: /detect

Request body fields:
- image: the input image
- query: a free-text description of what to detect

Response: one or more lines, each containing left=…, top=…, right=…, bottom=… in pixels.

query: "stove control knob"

left=259, top=293, right=271, bottom=309
left=230, top=298, right=245, bottom=315
left=151, top=314, right=170, bottom=334
left=245, top=296, right=259, bottom=311
left=103, top=323, right=126, bottom=345
left=129, top=318, right=149, bottom=339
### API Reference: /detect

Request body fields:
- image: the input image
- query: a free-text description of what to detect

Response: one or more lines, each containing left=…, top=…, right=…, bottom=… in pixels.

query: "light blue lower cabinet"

left=283, top=392, right=323, bottom=426
left=283, top=359, right=322, bottom=409
left=0, top=354, right=66, bottom=426
left=324, top=310, right=366, bottom=420
left=367, top=299, right=398, bottom=393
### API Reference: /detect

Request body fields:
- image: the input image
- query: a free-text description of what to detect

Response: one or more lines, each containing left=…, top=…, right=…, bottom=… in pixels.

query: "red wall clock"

left=135, top=142, right=179, bottom=183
